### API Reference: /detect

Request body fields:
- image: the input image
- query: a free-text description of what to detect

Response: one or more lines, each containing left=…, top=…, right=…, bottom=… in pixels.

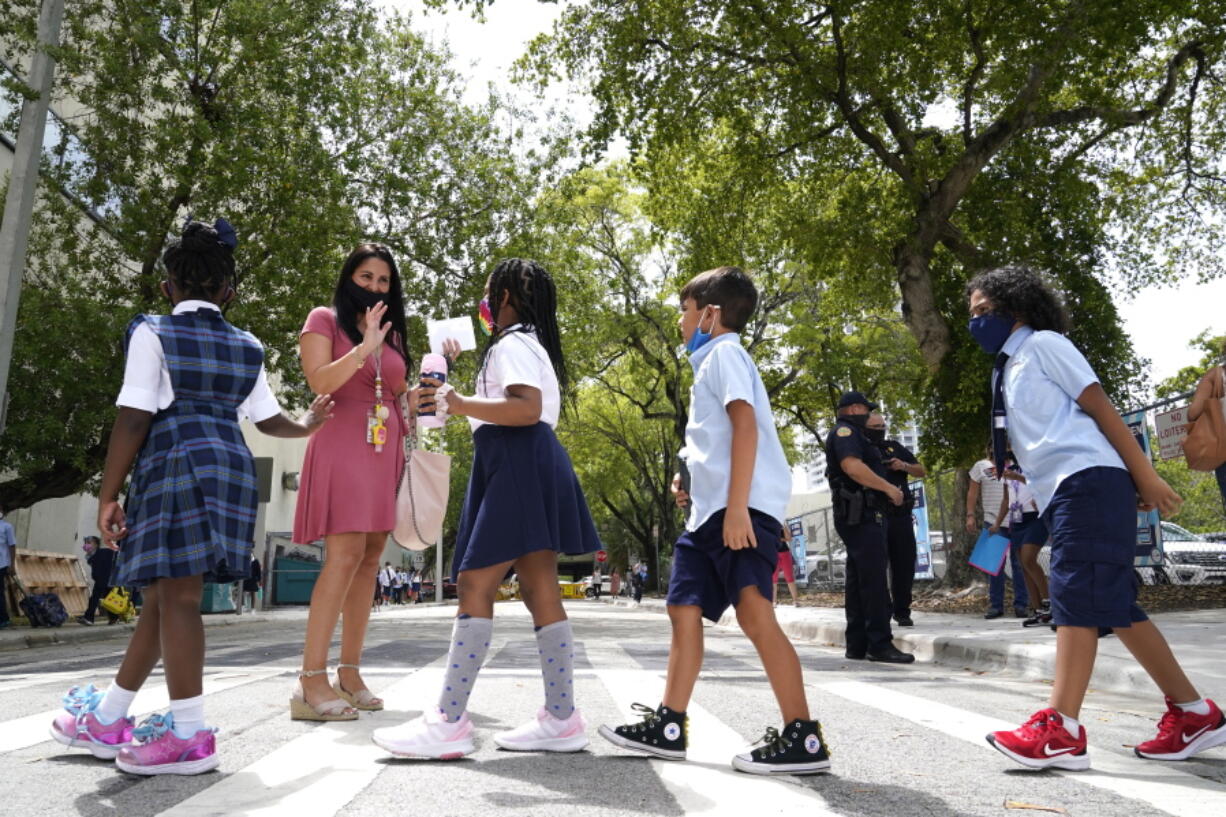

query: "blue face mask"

left=968, top=311, right=1014, bottom=354
left=685, top=307, right=717, bottom=354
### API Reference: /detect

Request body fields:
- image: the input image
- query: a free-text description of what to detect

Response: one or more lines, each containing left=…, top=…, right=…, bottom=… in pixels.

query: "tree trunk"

left=937, top=467, right=980, bottom=588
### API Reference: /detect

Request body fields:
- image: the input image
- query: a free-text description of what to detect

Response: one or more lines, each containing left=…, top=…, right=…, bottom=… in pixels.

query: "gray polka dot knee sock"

left=535, top=619, right=576, bottom=719
left=437, top=615, right=492, bottom=722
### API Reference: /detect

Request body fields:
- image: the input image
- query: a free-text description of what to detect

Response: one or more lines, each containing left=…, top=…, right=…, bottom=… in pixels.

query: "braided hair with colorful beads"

left=478, top=258, right=568, bottom=395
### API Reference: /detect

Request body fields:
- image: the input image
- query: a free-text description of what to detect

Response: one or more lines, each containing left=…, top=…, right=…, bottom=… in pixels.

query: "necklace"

left=366, top=344, right=389, bottom=453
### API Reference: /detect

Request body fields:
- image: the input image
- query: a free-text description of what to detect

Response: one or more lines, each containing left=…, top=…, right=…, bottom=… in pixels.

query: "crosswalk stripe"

left=0, top=670, right=274, bottom=755
left=820, top=680, right=1226, bottom=817
left=157, top=661, right=448, bottom=817
left=594, top=662, right=840, bottom=816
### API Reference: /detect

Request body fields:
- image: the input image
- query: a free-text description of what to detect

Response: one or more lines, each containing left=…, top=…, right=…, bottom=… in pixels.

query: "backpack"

left=8, top=575, right=68, bottom=627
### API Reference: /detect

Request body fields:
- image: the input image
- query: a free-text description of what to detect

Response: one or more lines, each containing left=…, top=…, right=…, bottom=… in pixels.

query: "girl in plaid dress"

left=48, top=221, right=334, bottom=776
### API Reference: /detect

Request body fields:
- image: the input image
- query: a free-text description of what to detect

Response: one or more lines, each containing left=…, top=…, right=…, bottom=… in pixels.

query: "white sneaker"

left=371, top=708, right=475, bottom=759
left=494, top=707, right=588, bottom=752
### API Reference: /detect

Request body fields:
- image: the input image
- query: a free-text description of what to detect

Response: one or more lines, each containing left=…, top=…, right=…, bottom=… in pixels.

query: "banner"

left=1153, top=404, right=1190, bottom=461
left=790, top=534, right=808, bottom=581
left=1122, top=410, right=1164, bottom=566
left=910, top=481, right=935, bottom=580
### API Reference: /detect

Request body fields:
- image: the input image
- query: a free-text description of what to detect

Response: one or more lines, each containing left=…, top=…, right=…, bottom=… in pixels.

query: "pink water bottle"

left=418, top=353, right=448, bottom=429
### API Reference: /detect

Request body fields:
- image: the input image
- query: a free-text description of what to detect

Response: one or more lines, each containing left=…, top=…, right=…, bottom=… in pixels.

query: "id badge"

left=366, top=405, right=389, bottom=452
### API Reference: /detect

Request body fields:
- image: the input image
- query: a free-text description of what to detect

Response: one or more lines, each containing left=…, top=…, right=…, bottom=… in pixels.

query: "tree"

left=0, top=1, right=543, bottom=509
left=510, top=0, right=1219, bottom=465
left=1155, top=331, right=1226, bottom=398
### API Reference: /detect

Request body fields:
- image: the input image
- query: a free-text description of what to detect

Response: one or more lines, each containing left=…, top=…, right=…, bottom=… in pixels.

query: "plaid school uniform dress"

left=114, top=310, right=263, bottom=588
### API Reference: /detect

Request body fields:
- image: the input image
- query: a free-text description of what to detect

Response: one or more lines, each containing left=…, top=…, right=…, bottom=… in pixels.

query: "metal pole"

left=435, top=541, right=442, bottom=603
left=0, top=0, right=66, bottom=431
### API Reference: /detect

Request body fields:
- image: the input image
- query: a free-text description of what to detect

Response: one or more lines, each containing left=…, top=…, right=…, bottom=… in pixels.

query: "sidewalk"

left=0, top=602, right=453, bottom=656
left=605, top=596, right=1226, bottom=699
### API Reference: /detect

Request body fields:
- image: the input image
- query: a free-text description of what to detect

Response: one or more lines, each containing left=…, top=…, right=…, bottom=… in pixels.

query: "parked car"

left=804, top=551, right=847, bottom=589
left=1156, top=521, right=1226, bottom=586
left=581, top=574, right=615, bottom=598
left=419, top=579, right=458, bottom=600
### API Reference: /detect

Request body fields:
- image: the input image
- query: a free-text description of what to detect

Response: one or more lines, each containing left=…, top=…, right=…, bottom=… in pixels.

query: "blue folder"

left=969, top=529, right=1011, bottom=576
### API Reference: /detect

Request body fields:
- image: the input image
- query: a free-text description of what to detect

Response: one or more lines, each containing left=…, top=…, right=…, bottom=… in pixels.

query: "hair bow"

left=213, top=218, right=238, bottom=250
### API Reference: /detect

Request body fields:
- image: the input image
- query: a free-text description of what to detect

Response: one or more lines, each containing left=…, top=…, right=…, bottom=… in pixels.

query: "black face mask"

left=343, top=277, right=389, bottom=311
left=865, top=427, right=886, bottom=444
left=842, top=414, right=869, bottom=429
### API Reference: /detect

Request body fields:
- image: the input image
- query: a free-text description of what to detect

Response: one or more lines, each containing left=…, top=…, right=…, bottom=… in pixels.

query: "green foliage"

left=1155, top=331, right=1226, bottom=398
left=0, top=1, right=547, bottom=508
left=506, top=0, right=1226, bottom=470
left=1155, top=457, right=1226, bottom=532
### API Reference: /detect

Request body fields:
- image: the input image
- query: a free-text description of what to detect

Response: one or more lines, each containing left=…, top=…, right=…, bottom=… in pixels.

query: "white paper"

left=426, top=316, right=478, bottom=356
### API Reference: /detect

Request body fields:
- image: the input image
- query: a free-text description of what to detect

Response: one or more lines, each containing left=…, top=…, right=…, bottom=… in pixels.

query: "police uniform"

left=824, top=409, right=904, bottom=660
left=878, top=438, right=919, bottom=624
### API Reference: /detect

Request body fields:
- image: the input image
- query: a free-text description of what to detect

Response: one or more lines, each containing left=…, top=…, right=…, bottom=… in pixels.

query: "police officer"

left=824, top=392, right=915, bottom=663
left=865, top=411, right=926, bottom=628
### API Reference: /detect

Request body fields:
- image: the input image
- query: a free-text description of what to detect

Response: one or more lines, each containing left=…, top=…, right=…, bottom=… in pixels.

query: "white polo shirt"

left=116, top=300, right=281, bottom=423
left=680, top=333, right=791, bottom=531
left=470, top=326, right=560, bottom=432
left=998, top=326, right=1126, bottom=512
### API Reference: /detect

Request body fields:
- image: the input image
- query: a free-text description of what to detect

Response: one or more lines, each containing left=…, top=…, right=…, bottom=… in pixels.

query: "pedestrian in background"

left=968, top=265, right=1225, bottom=770
left=0, top=505, right=16, bottom=630
left=967, top=448, right=1028, bottom=619
left=78, top=536, right=118, bottom=626
left=866, top=411, right=925, bottom=627
left=242, top=557, right=262, bottom=613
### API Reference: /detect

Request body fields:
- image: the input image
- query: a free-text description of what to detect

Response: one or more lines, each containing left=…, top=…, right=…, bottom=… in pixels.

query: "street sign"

left=1154, top=404, right=1190, bottom=460
left=595, top=550, right=607, bottom=563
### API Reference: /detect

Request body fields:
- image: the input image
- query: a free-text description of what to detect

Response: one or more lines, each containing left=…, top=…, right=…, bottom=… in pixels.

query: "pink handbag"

left=392, top=394, right=451, bottom=551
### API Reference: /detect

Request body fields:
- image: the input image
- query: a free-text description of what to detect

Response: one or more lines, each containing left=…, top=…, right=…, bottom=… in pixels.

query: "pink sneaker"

left=115, top=713, right=219, bottom=776
left=371, top=707, right=475, bottom=759
left=494, top=707, right=588, bottom=752
left=48, top=684, right=134, bottom=760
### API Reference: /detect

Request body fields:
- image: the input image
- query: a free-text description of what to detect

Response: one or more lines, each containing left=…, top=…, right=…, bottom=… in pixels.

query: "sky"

left=399, top=1, right=1226, bottom=388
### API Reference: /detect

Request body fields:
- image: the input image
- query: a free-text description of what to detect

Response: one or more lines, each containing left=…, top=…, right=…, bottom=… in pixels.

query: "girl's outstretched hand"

left=98, top=501, right=127, bottom=549
left=302, top=394, right=335, bottom=433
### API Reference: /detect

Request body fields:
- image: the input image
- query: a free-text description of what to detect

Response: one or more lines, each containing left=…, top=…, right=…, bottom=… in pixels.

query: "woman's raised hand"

left=359, top=302, right=391, bottom=357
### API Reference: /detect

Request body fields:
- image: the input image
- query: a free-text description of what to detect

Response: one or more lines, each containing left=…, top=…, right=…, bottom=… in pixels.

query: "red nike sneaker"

left=986, top=708, right=1089, bottom=770
left=1135, top=697, right=1226, bottom=761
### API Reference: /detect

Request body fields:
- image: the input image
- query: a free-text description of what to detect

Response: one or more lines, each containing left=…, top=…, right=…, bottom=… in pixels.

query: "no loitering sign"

left=1153, top=404, right=1190, bottom=460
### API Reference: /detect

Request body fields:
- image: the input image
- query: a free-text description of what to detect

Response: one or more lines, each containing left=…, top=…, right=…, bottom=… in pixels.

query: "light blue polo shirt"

left=680, top=333, right=792, bottom=532
left=998, top=326, right=1126, bottom=512
left=0, top=519, right=15, bottom=570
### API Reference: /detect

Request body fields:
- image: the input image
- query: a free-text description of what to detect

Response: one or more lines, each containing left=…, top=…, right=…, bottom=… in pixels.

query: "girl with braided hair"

left=49, top=220, right=334, bottom=775
left=373, top=258, right=601, bottom=759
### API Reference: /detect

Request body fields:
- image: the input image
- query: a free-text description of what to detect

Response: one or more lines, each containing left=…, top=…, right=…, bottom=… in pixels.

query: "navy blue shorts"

left=667, top=508, right=778, bottom=623
left=1009, top=511, right=1048, bottom=548
left=1043, top=467, right=1148, bottom=629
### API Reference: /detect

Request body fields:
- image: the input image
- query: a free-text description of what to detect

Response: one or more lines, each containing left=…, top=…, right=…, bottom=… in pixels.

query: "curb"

left=0, top=600, right=457, bottom=654
left=602, top=597, right=1165, bottom=697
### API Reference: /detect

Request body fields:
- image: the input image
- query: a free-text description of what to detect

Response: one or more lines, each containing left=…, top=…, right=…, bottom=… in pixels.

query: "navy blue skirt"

left=451, top=423, right=601, bottom=579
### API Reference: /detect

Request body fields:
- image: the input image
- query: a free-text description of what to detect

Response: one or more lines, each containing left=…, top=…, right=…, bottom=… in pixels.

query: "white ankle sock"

left=1176, top=698, right=1211, bottom=715
left=1058, top=712, right=1081, bottom=739
left=170, top=695, right=206, bottom=738
left=96, top=682, right=136, bottom=724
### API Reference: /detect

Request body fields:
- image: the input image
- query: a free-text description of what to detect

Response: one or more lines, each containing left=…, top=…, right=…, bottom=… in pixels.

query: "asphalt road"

left=2, top=602, right=1224, bottom=817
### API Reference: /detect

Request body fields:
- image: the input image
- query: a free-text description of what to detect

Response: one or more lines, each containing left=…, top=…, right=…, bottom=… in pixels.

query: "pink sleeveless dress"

left=293, top=307, right=408, bottom=543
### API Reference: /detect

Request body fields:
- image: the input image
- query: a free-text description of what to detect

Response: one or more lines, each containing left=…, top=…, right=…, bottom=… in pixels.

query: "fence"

left=781, top=388, right=1226, bottom=599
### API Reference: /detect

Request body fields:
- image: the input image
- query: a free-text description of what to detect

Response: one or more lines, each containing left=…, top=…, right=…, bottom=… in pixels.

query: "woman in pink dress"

left=291, top=243, right=412, bottom=720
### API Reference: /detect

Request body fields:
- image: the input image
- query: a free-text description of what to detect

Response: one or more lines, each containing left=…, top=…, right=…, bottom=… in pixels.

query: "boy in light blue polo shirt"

left=967, top=265, right=1225, bottom=771
left=598, top=266, right=830, bottom=776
